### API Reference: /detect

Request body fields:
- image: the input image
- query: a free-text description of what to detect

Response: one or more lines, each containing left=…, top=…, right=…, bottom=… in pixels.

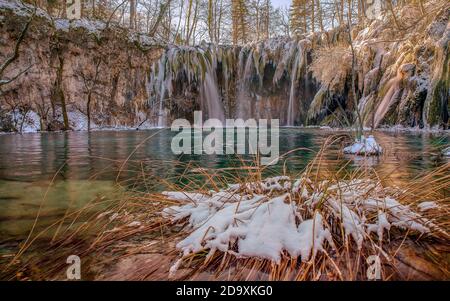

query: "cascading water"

left=373, top=77, right=400, bottom=128
left=149, top=45, right=228, bottom=126
left=287, top=48, right=301, bottom=126
left=373, top=64, right=414, bottom=127
left=156, top=58, right=166, bottom=127
left=287, top=40, right=311, bottom=126
left=200, top=49, right=225, bottom=122
left=145, top=14, right=447, bottom=130
left=149, top=39, right=313, bottom=126
left=236, top=48, right=255, bottom=120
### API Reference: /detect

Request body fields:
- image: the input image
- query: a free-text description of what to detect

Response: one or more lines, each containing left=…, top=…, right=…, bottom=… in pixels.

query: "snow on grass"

left=442, top=147, right=450, bottom=157
left=162, top=175, right=437, bottom=273
left=418, top=201, right=438, bottom=212
left=364, top=197, right=432, bottom=233
left=367, top=211, right=391, bottom=241
left=328, top=199, right=365, bottom=249
left=343, top=135, right=382, bottom=156
left=297, top=212, right=335, bottom=261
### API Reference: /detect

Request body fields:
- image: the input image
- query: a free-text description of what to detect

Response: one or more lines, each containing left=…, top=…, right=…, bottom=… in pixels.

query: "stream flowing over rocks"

left=0, top=0, right=449, bottom=132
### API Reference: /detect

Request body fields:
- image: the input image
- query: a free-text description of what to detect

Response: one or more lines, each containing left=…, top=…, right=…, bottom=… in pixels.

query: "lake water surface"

left=0, top=128, right=448, bottom=245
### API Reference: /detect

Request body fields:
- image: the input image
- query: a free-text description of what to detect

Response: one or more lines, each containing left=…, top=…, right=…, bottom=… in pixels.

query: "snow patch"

left=127, top=221, right=142, bottom=227
left=0, top=0, right=49, bottom=19
left=367, top=211, right=391, bottom=241
left=67, top=110, right=91, bottom=131
left=54, top=18, right=106, bottom=35
left=3, top=109, right=41, bottom=133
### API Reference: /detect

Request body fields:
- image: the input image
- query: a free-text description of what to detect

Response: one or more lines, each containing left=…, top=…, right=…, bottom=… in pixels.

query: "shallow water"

left=0, top=129, right=448, bottom=243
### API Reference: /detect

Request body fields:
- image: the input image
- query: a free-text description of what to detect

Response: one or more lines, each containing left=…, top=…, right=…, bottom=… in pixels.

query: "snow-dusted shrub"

left=309, top=43, right=352, bottom=93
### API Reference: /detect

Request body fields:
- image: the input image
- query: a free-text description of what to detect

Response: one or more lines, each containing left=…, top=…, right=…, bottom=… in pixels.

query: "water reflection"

left=0, top=129, right=448, bottom=182
left=0, top=129, right=448, bottom=239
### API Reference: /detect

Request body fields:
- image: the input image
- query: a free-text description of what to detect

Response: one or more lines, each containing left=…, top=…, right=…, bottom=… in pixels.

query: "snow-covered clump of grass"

left=162, top=174, right=439, bottom=276
left=343, top=135, right=382, bottom=155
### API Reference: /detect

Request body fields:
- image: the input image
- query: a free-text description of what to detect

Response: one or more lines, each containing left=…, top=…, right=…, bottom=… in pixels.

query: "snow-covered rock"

left=343, top=135, right=382, bottom=156
left=54, top=18, right=106, bottom=35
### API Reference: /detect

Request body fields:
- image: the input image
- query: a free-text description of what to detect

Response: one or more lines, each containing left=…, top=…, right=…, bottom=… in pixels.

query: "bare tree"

left=129, top=0, right=136, bottom=29
left=79, top=57, right=103, bottom=131
left=346, top=0, right=363, bottom=138
left=232, top=0, right=248, bottom=44
left=0, top=13, right=34, bottom=87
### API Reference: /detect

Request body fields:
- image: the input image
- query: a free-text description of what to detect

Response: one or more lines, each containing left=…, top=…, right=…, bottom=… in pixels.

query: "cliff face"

left=0, top=0, right=162, bottom=132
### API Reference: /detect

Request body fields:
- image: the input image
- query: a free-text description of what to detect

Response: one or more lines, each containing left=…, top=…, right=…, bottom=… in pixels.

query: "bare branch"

left=0, top=11, right=35, bottom=78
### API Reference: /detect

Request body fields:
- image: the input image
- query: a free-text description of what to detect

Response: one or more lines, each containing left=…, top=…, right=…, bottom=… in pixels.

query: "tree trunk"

left=347, top=0, right=363, bottom=138
left=129, top=0, right=136, bottom=29
left=87, top=93, right=92, bottom=132
left=316, top=0, right=324, bottom=31
left=387, top=0, right=402, bottom=30
left=207, top=0, right=214, bottom=43
left=57, top=55, right=70, bottom=130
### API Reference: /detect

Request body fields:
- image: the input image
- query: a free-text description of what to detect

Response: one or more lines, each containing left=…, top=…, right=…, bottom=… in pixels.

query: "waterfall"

left=373, top=64, right=414, bottom=128
left=236, top=48, right=255, bottom=120
left=201, top=57, right=225, bottom=123
left=156, top=58, right=167, bottom=127
left=287, top=50, right=301, bottom=126
left=148, top=38, right=314, bottom=126
left=142, top=21, right=445, bottom=129
left=284, top=40, right=309, bottom=126
left=373, top=78, right=399, bottom=128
